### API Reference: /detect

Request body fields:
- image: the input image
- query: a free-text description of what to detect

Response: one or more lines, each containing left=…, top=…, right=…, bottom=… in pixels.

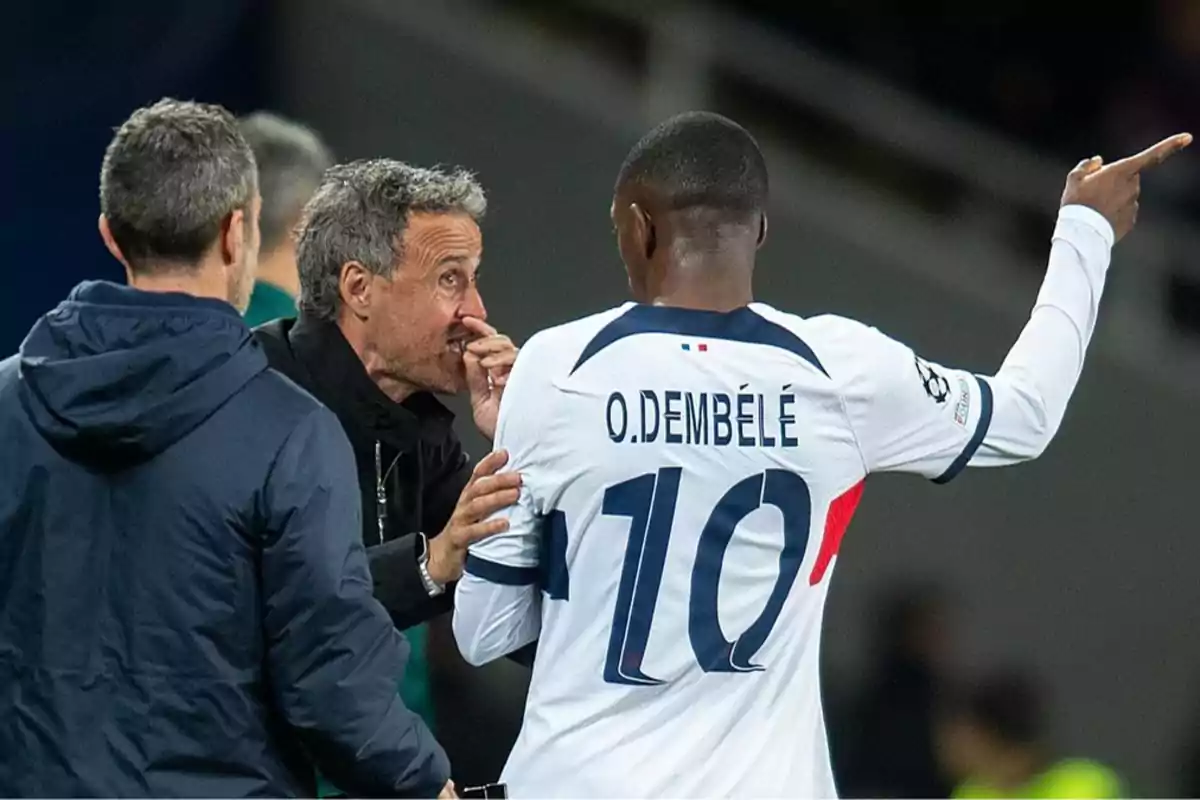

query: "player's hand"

left=438, top=780, right=458, bottom=799
left=461, top=316, right=518, bottom=442
left=427, top=449, right=522, bottom=585
left=1060, top=132, right=1192, bottom=242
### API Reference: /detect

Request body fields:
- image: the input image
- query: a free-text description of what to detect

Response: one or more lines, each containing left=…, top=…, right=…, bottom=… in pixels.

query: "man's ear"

left=757, top=212, right=768, bottom=249
left=220, top=208, right=247, bottom=267
left=339, top=261, right=374, bottom=320
left=98, top=214, right=130, bottom=270
left=631, top=202, right=656, bottom=260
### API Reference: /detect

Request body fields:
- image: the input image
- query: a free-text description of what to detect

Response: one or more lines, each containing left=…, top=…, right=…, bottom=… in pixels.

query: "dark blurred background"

left=7, top=1, right=1200, bottom=795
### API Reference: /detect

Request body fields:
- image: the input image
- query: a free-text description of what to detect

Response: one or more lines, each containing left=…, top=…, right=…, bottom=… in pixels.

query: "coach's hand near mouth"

left=462, top=315, right=518, bottom=442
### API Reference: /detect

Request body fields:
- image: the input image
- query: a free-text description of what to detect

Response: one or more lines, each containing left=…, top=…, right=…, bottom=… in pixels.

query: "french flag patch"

left=681, top=342, right=709, bottom=352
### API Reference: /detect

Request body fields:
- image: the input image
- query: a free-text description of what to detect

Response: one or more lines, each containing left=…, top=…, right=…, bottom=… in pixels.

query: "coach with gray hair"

left=255, top=158, right=522, bottom=643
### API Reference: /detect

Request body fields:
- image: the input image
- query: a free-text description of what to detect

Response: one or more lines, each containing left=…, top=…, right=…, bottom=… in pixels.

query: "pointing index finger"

left=1114, top=133, right=1193, bottom=174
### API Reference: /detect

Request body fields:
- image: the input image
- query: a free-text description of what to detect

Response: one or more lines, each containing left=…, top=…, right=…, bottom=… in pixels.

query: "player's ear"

left=757, top=212, right=768, bottom=249
left=631, top=202, right=655, bottom=260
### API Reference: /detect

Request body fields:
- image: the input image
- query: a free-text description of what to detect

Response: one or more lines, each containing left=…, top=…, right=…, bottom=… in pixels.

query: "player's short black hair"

left=951, top=670, right=1045, bottom=746
left=614, top=111, right=768, bottom=218
left=238, top=112, right=333, bottom=253
left=100, top=98, right=257, bottom=274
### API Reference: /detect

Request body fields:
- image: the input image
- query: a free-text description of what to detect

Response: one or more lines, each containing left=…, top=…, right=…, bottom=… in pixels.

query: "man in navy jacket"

left=0, top=98, right=450, bottom=798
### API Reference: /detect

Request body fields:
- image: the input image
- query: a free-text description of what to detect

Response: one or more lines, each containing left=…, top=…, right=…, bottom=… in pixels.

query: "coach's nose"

left=461, top=283, right=487, bottom=322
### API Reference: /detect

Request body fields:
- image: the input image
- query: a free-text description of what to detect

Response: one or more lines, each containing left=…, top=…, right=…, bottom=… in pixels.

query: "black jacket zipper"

left=374, top=440, right=402, bottom=545
left=374, top=441, right=385, bottom=545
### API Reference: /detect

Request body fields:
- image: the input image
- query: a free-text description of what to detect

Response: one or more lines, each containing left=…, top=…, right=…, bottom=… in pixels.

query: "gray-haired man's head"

left=98, top=98, right=260, bottom=310
left=238, top=112, right=333, bottom=255
left=296, top=159, right=488, bottom=396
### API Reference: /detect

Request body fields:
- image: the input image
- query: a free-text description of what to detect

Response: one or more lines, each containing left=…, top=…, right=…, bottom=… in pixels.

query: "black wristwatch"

left=414, top=532, right=446, bottom=597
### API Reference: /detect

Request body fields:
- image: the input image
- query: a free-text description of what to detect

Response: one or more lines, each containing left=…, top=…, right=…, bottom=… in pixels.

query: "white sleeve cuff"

left=1055, top=205, right=1115, bottom=285
left=1057, top=204, right=1115, bottom=248
left=1039, top=205, right=1113, bottom=319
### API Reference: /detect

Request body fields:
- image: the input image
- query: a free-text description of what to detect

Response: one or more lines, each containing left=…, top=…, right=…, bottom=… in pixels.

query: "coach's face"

left=369, top=211, right=486, bottom=394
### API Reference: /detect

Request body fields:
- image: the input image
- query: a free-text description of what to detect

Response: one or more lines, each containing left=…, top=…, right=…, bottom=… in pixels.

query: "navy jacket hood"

left=18, top=280, right=266, bottom=468
left=0, top=282, right=450, bottom=797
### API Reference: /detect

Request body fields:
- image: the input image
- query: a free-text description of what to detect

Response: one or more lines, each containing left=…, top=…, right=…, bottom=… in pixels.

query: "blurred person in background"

left=254, top=159, right=525, bottom=783
left=836, top=584, right=956, bottom=798
left=0, top=99, right=450, bottom=797
left=239, top=111, right=334, bottom=326
left=938, top=670, right=1124, bottom=799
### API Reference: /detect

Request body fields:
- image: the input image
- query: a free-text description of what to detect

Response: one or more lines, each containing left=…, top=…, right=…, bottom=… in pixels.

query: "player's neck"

left=649, top=259, right=753, bottom=312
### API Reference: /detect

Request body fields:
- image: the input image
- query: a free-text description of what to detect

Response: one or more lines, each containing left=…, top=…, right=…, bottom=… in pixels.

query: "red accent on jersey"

left=808, top=479, right=865, bottom=585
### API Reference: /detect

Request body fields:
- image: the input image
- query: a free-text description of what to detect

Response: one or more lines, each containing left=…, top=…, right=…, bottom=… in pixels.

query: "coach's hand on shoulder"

left=461, top=316, right=518, bottom=442
left=1060, top=132, right=1191, bottom=241
left=427, top=449, right=522, bottom=585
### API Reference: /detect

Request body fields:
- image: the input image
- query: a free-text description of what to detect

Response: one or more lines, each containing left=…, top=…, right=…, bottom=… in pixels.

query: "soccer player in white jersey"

left=452, top=112, right=1190, bottom=798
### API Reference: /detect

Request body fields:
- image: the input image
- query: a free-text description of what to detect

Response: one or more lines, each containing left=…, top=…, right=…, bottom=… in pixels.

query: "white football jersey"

left=454, top=206, right=1113, bottom=798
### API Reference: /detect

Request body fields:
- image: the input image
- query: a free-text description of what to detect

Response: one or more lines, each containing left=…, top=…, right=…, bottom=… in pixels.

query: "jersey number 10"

left=589, top=467, right=812, bottom=686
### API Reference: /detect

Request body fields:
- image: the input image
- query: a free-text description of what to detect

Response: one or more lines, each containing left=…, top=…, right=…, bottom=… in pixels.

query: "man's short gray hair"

left=100, top=98, right=257, bottom=273
left=238, top=111, right=333, bottom=253
left=296, top=159, right=487, bottom=320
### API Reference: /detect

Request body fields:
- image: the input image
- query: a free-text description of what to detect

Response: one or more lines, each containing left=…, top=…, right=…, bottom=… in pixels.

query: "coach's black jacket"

left=0, top=281, right=449, bottom=798
left=254, top=314, right=470, bottom=631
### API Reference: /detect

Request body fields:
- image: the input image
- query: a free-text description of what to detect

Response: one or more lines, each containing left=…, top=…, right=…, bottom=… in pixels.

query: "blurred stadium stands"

left=489, top=0, right=1200, bottom=390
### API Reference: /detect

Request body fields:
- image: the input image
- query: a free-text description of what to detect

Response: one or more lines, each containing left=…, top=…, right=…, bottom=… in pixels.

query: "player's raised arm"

left=829, top=133, right=1191, bottom=482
